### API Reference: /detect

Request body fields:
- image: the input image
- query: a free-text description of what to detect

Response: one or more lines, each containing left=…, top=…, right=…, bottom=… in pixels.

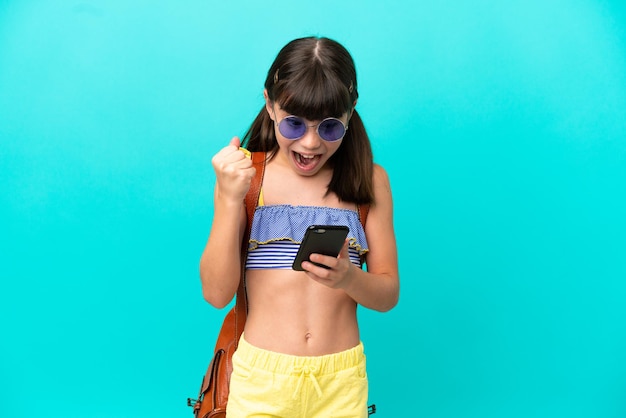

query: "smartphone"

left=292, top=225, right=349, bottom=271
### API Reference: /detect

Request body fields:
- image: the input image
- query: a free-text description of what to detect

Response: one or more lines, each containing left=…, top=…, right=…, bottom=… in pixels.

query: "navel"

left=304, top=332, right=313, bottom=342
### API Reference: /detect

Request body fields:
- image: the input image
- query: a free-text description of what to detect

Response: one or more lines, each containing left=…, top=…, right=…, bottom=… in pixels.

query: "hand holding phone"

left=292, top=225, right=349, bottom=271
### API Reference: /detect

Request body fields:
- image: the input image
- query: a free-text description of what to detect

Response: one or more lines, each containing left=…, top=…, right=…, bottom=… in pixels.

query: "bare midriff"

left=243, top=269, right=360, bottom=356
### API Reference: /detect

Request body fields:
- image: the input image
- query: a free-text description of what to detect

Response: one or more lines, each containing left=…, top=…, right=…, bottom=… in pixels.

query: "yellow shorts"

left=226, top=335, right=369, bottom=418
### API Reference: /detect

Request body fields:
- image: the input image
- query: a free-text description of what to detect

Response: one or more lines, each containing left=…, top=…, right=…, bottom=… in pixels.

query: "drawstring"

left=292, top=365, right=323, bottom=399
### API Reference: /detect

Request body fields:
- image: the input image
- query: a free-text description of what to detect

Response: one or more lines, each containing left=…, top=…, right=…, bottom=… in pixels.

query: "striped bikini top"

left=245, top=202, right=369, bottom=270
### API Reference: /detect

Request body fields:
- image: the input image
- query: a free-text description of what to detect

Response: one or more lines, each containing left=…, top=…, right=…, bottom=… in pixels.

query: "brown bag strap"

left=234, top=151, right=266, bottom=348
left=357, top=204, right=369, bottom=227
left=245, top=152, right=267, bottom=246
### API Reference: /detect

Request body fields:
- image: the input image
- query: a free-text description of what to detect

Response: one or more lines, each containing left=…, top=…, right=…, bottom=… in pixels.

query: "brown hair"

left=241, top=36, right=374, bottom=205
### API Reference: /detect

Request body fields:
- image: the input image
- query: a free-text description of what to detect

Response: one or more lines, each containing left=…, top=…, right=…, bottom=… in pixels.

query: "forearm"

left=200, top=198, right=245, bottom=308
left=339, top=164, right=399, bottom=312
left=343, top=266, right=399, bottom=312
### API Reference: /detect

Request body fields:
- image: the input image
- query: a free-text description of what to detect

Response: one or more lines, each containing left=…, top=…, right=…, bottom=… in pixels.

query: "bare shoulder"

left=373, top=163, right=388, bottom=178
left=372, top=164, right=393, bottom=204
left=367, top=163, right=394, bottom=230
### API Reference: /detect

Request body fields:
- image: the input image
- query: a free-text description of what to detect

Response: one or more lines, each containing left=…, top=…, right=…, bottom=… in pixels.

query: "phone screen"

left=292, top=225, right=349, bottom=271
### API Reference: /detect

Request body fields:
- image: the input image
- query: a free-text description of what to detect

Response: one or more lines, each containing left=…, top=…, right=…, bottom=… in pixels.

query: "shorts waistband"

left=236, top=334, right=364, bottom=376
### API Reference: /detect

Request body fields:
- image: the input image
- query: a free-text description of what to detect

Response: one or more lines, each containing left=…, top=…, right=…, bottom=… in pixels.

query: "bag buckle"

left=368, top=404, right=376, bottom=415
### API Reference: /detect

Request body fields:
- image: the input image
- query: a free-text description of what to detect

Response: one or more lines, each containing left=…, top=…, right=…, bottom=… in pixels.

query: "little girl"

left=200, top=36, right=399, bottom=418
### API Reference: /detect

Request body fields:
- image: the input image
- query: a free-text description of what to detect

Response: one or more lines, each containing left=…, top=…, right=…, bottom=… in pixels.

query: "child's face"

left=268, top=103, right=348, bottom=177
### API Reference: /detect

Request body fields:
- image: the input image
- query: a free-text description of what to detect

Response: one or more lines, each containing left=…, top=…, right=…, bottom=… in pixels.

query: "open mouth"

left=293, top=152, right=321, bottom=171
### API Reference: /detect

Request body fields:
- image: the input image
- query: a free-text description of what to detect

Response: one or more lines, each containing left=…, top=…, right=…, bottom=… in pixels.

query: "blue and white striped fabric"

left=246, top=205, right=369, bottom=270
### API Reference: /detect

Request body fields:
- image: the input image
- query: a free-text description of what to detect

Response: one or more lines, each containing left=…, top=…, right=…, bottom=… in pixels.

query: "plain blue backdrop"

left=1, top=1, right=625, bottom=417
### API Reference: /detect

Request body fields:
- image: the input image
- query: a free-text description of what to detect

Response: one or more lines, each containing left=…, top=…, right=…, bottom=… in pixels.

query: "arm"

left=303, top=164, right=400, bottom=312
left=199, top=137, right=255, bottom=308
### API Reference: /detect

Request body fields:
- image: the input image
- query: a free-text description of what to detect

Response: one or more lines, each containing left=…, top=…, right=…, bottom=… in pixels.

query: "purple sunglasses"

left=276, top=115, right=348, bottom=142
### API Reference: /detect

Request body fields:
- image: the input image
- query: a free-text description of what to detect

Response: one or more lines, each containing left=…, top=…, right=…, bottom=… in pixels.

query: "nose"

left=297, top=126, right=323, bottom=149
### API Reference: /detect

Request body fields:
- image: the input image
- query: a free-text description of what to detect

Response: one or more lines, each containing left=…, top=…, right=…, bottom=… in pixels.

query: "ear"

left=264, top=89, right=274, bottom=121
left=349, top=100, right=357, bottom=120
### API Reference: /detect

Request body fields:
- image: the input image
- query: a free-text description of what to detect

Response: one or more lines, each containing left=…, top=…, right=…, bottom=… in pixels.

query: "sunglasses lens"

left=318, top=119, right=346, bottom=142
left=278, top=116, right=306, bottom=139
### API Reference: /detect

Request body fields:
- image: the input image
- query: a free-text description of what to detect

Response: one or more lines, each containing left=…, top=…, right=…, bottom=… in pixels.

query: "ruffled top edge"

left=248, top=205, right=369, bottom=255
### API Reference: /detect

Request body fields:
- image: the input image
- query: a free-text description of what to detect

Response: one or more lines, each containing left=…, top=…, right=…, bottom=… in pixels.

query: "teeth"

left=296, top=152, right=315, bottom=162
left=295, top=152, right=318, bottom=167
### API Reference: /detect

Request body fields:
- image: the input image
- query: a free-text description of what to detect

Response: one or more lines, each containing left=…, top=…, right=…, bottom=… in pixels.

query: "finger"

left=229, top=136, right=241, bottom=148
left=221, top=137, right=243, bottom=160
left=338, top=239, right=351, bottom=260
left=215, top=141, right=250, bottom=165
left=213, top=140, right=238, bottom=161
left=301, top=261, right=332, bottom=278
left=308, top=253, right=336, bottom=270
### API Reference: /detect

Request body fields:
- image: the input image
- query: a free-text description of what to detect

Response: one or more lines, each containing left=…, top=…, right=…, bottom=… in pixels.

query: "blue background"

left=1, top=1, right=625, bottom=417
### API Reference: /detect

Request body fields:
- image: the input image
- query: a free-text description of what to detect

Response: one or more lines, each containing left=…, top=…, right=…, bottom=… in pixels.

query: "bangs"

left=275, top=65, right=353, bottom=120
